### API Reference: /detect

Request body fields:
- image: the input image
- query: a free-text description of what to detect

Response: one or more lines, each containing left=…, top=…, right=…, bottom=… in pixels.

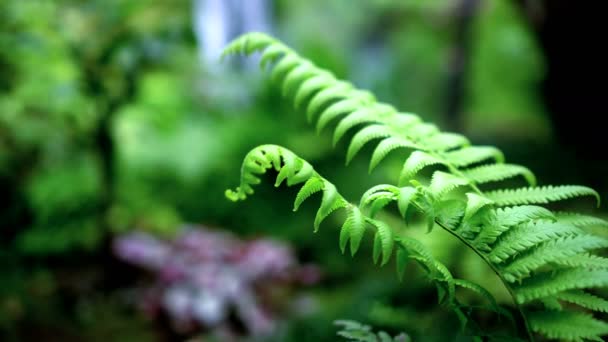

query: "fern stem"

left=425, top=209, right=535, bottom=341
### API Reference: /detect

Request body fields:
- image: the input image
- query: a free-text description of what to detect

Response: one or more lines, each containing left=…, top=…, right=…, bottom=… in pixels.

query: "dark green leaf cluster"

left=224, top=32, right=608, bottom=341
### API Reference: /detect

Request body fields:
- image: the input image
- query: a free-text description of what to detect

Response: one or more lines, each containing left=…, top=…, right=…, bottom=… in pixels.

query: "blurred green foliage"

left=0, top=0, right=567, bottom=340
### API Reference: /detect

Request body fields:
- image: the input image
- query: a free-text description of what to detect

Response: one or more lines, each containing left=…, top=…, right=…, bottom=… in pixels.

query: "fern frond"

left=221, top=31, right=276, bottom=57
left=293, top=176, right=325, bottom=211
left=528, top=311, right=608, bottom=342
left=369, top=218, right=394, bottom=266
left=551, top=253, right=608, bottom=269
left=282, top=62, right=319, bottom=96
left=555, top=290, right=608, bottom=313
left=488, top=221, right=582, bottom=263
left=314, top=181, right=349, bottom=231
left=346, top=125, right=393, bottom=164
left=293, top=73, right=335, bottom=108
left=422, top=132, right=470, bottom=151
left=428, top=171, right=470, bottom=199
left=555, top=212, right=608, bottom=229
left=463, top=193, right=494, bottom=222
left=502, top=235, right=608, bottom=282
left=339, top=205, right=367, bottom=256
left=397, top=186, right=418, bottom=218
left=224, top=33, right=608, bottom=341
left=399, top=151, right=445, bottom=185
left=495, top=205, right=556, bottom=228
left=443, top=146, right=504, bottom=167
left=462, top=164, right=536, bottom=186
left=369, top=137, right=419, bottom=173
left=514, top=269, right=608, bottom=304
left=270, top=53, right=301, bottom=83
left=333, top=104, right=394, bottom=145
left=486, top=185, right=600, bottom=207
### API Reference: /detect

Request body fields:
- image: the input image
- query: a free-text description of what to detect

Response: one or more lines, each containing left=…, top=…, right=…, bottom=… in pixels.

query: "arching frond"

left=224, top=33, right=608, bottom=341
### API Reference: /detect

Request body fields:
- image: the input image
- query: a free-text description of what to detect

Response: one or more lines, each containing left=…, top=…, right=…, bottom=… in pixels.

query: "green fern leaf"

left=316, top=98, right=364, bottom=130
left=486, top=185, right=600, bottom=207
left=282, top=62, right=319, bottom=96
left=398, top=151, right=445, bottom=186
left=294, top=73, right=335, bottom=109
left=555, top=212, right=608, bottom=229
left=293, top=176, right=325, bottom=211
left=314, top=181, right=348, bottom=231
left=270, top=53, right=300, bottom=83
left=488, top=221, right=582, bottom=263
left=406, top=122, right=439, bottom=140
left=360, top=184, right=398, bottom=206
left=495, top=205, right=556, bottom=228
left=398, top=186, right=418, bottom=218
left=308, top=84, right=370, bottom=122
left=555, top=290, right=608, bottom=313
left=332, top=103, right=395, bottom=146
left=368, top=197, right=395, bottom=218
left=461, top=164, right=536, bottom=186
left=552, top=253, right=608, bottom=269
left=428, top=171, right=470, bottom=199
left=463, top=193, right=494, bottom=222
left=369, top=137, right=419, bottom=173
left=332, top=106, right=388, bottom=144
left=422, top=132, right=470, bottom=151
left=514, top=269, right=608, bottom=304
left=368, top=219, right=394, bottom=266
left=339, top=206, right=367, bottom=256
left=502, top=235, right=608, bottom=282
left=528, top=311, right=608, bottom=341
left=259, top=44, right=289, bottom=69
left=346, top=125, right=393, bottom=165
left=443, top=146, right=504, bottom=167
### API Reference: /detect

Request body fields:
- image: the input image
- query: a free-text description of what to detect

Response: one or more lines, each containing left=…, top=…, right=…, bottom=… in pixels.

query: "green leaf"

left=282, top=62, right=318, bottom=96
left=316, top=98, right=363, bottom=130
left=555, top=212, right=608, bottom=229
left=314, top=181, right=348, bottom=231
left=422, top=132, right=469, bottom=151
left=443, top=146, right=504, bottom=167
left=514, top=269, right=608, bottom=304
left=528, top=311, right=608, bottom=341
left=293, top=176, right=324, bottom=211
left=486, top=185, right=600, bottom=207
left=368, top=219, right=394, bottom=266
left=346, top=125, right=393, bottom=165
left=294, top=73, right=335, bottom=109
left=461, top=164, right=536, bottom=186
left=397, top=186, right=417, bottom=218
left=463, top=193, right=494, bottom=222
left=428, top=171, right=470, bottom=199
left=333, top=105, right=392, bottom=145
left=489, top=221, right=582, bottom=264
left=555, top=290, right=608, bottom=313
left=399, top=151, right=445, bottom=185
left=369, top=137, right=418, bottom=173
left=502, top=235, right=608, bottom=282
left=259, top=44, right=289, bottom=68
left=270, top=53, right=300, bottom=83
left=307, top=82, right=355, bottom=122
